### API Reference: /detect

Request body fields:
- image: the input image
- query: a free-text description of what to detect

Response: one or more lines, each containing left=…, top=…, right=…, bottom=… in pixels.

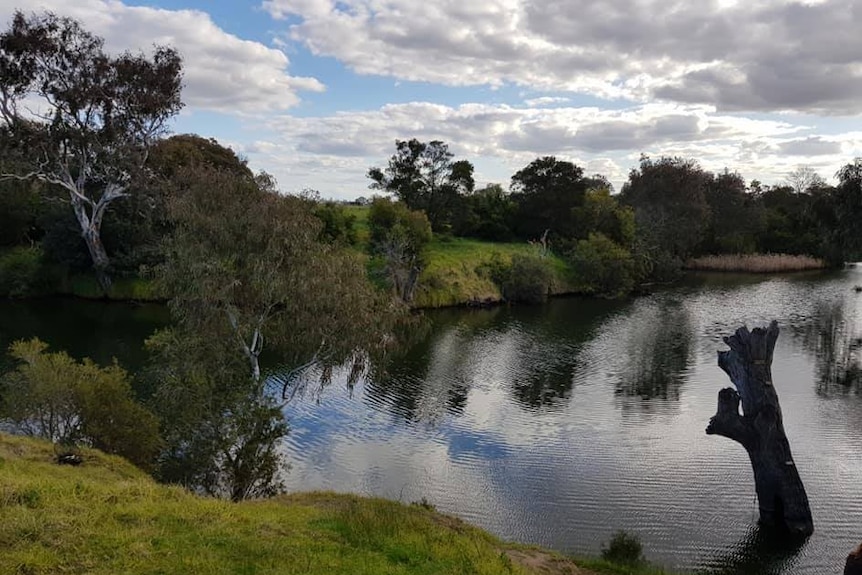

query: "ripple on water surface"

left=281, top=270, right=862, bottom=575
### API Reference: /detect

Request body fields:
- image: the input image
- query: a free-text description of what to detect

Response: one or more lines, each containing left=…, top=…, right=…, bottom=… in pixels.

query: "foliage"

left=569, top=233, right=635, bottom=298
left=145, top=330, right=288, bottom=501
left=368, top=197, right=433, bottom=302
left=620, top=156, right=712, bottom=262
left=829, top=158, right=862, bottom=262
left=0, top=339, right=160, bottom=470
left=368, top=139, right=474, bottom=231
left=498, top=253, right=555, bottom=304
left=314, top=200, right=359, bottom=246
left=0, top=10, right=183, bottom=291
left=160, top=166, right=397, bottom=380
left=601, top=530, right=645, bottom=567
left=510, top=156, right=589, bottom=245
left=147, top=134, right=253, bottom=181
left=0, top=176, right=40, bottom=246
left=452, top=183, right=517, bottom=241
left=0, top=433, right=538, bottom=575
left=0, top=246, right=49, bottom=297
left=153, top=167, right=402, bottom=498
left=573, top=187, right=636, bottom=247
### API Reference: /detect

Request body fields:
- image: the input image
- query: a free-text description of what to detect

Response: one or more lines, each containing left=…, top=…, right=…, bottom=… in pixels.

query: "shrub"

left=0, top=338, right=161, bottom=470
left=500, top=254, right=554, bottom=304
left=568, top=233, right=635, bottom=298
left=0, top=246, right=50, bottom=297
left=601, top=530, right=645, bottom=566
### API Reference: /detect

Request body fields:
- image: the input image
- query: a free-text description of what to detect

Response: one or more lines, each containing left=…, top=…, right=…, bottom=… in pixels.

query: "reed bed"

left=685, top=253, right=827, bottom=273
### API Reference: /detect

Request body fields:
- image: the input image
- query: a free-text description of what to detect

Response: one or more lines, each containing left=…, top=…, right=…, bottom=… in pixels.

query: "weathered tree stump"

left=846, top=542, right=862, bottom=575
left=706, top=321, right=814, bottom=537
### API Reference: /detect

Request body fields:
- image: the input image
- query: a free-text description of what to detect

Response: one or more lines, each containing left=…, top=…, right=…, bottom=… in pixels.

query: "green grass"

left=414, top=237, right=575, bottom=308
left=0, top=433, right=567, bottom=575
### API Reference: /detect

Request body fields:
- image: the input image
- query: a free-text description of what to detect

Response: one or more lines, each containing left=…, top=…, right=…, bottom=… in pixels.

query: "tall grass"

left=685, top=253, right=827, bottom=273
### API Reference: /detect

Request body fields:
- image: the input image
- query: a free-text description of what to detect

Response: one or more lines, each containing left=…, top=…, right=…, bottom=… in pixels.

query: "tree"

left=368, top=197, right=432, bottom=302
left=152, top=167, right=402, bottom=498
left=620, top=155, right=712, bottom=262
left=785, top=165, right=826, bottom=195
left=0, top=11, right=183, bottom=292
left=452, top=183, right=516, bottom=241
left=509, top=156, right=589, bottom=246
left=160, top=167, right=395, bottom=383
left=830, top=158, right=862, bottom=262
left=702, top=170, right=763, bottom=254
left=706, top=322, right=813, bottom=536
left=368, top=139, right=474, bottom=231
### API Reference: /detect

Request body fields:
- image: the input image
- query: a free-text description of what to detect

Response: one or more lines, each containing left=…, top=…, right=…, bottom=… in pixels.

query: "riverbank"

left=0, top=433, right=678, bottom=575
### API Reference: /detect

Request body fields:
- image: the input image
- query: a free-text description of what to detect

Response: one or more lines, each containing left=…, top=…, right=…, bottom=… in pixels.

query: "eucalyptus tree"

left=0, top=11, right=183, bottom=291
left=368, top=139, right=474, bottom=231
left=152, top=166, right=403, bottom=499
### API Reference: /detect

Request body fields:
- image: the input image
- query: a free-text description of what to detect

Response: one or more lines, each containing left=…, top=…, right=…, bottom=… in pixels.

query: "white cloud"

left=0, top=0, right=324, bottom=112
left=264, top=0, right=862, bottom=114
left=239, top=100, right=862, bottom=199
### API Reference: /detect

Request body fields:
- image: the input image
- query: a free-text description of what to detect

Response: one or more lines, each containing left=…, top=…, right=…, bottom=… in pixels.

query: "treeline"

left=365, top=140, right=862, bottom=298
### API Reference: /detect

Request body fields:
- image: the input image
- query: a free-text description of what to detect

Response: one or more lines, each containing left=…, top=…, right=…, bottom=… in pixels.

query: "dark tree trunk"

left=706, top=321, right=814, bottom=537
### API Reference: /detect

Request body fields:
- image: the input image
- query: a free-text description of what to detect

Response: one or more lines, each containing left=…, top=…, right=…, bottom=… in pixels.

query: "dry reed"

left=685, top=253, right=827, bottom=273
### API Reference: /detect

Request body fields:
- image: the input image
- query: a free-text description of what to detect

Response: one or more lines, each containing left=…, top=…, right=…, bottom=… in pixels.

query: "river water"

left=1, top=270, right=861, bottom=574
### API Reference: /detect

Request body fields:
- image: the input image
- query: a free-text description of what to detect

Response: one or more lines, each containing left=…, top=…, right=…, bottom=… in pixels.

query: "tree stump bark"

left=706, top=320, right=814, bottom=537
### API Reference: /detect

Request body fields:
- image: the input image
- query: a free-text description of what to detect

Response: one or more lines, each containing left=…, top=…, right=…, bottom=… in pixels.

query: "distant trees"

left=368, top=139, right=474, bottom=231
left=620, top=156, right=712, bottom=265
left=509, top=156, right=588, bottom=245
left=829, top=159, right=862, bottom=262
left=0, top=11, right=183, bottom=291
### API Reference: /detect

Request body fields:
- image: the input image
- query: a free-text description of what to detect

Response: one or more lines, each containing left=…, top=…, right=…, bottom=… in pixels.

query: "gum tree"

left=0, top=11, right=183, bottom=291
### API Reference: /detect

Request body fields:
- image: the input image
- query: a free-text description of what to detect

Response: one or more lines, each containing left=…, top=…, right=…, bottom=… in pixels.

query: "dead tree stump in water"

left=706, top=320, right=814, bottom=537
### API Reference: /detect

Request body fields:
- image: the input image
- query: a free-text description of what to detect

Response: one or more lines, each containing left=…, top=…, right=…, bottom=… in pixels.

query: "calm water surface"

left=1, top=271, right=860, bottom=574
left=282, top=270, right=862, bottom=575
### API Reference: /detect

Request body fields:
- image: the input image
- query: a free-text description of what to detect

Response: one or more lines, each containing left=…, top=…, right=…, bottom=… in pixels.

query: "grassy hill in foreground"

left=1, top=433, right=611, bottom=575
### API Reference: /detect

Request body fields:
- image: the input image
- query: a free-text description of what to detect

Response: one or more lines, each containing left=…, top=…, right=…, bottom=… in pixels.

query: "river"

left=1, top=269, right=860, bottom=574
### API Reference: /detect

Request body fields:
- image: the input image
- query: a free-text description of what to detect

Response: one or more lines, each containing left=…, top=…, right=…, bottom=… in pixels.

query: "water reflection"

left=798, top=299, right=862, bottom=396
left=363, top=300, right=628, bottom=421
left=698, top=525, right=807, bottom=575
left=615, top=298, right=694, bottom=401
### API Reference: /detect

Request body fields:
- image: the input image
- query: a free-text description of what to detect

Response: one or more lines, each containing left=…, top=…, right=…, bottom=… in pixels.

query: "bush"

left=568, top=233, right=635, bottom=298
left=0, top=338, right=161, bottom=470
left=601, top=530, right=645, bottom=566
left=499, top=253, right=554, bottom=304
left=0, top=246, right=53, bottom=297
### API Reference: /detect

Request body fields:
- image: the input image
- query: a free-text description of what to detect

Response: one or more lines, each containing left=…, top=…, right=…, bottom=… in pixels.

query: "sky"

left=3, top=0, right=862, bottom=200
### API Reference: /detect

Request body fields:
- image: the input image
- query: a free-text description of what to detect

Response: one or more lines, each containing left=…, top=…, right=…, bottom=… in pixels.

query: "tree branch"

left=706, top=387, right=754, bottom=447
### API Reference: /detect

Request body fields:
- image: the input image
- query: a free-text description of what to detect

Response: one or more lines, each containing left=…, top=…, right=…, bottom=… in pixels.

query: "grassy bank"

left=0, top=433, right=684, bottom=575
left=414, top=238, right=575, bottom=308
left=0, top=433, right=580, bottom=575
left=684, top=253, right=827, bottom=273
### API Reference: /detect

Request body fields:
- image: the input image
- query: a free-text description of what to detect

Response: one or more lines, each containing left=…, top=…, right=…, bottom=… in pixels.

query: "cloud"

left=778, top=137, right=842, bottom=157
left=0, top=0, right=324, bottom=112
left=264, top=0, right=862, bottom=113
left=237, top=100, right=861, bottom=199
